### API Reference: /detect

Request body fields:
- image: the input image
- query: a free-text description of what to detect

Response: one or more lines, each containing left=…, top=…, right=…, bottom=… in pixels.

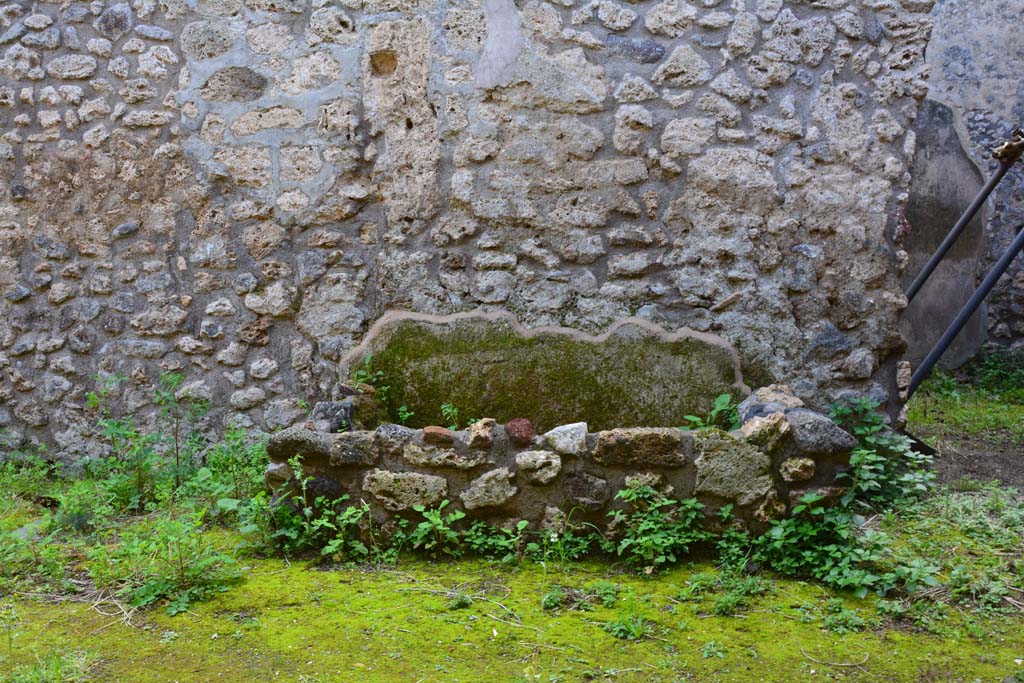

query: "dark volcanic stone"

left=311, top=400, right=354, bottom=433
left=606, top=35, right=665, bottom=64
left=374, top=423, right=416, bottom=457
left=565, top=471, right=610, bottom=512
left=112, top=221, right=139, bottom=239
left=5, top=284, right=31, bottom=302
left=330, top=431, right=378, bottom=467
left=94, top=3, right=132, bottom=40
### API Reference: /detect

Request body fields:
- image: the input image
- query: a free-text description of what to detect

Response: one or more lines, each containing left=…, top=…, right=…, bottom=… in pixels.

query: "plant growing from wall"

left=680, top=393, right=741, bottom=431
left=439, top=403, right=460, bottom=430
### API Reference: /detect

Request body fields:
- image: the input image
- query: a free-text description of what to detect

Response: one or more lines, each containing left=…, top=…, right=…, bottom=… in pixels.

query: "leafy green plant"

left=754, top=493, right=887, bottom=596
left=464, top=520, right=528, bottom=562
left=586, top=580, right=619, bottom=608
left=51, top=480, right=114, bottom=534
left=965, top=348, right=1024, bottom=395
left=409, top=500, right=465, bottom=559
left=0, top=452, right=54, bottom=505
left=254, top=456, right=354, bottom=556
left=822, top=599, right=867, bottom=634
left=0, top=601, right=17, bottom=664
left=182, top=430, right=267, bottom=518
left=87, top=512, right=239, bottom=615
left=831, top=398, right=934, bottom=508
left=153, top=371, right=210, bottom=491
left=712, top=575, right=770, bottom=616
left=541, top=586, right=565, bottom=610
left=440, top=403, right=460, bottom=431
left=320, top=502, right=371, bottom=564
left=603, top=612, right=653, bottom=640
left=604, top=485, right=709, bottom=573
left=678, top=572, right=720, bottom=602
left=86, top=374, right=169, bottom=513
left=445, top=592, right=473, bottom=610
left=681, top=394, right=740, bottom=431
left=701, top=640, right=725, bottom=659
left=350, top=354, right=385, bottom=391
left=397, top=405, right=414, bottom=425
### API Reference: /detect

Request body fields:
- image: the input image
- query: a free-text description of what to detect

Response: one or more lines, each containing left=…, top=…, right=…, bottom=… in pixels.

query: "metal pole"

left=905, top=128, right=1024, bottom=304
left=908, top=223, right=1024, bottom=399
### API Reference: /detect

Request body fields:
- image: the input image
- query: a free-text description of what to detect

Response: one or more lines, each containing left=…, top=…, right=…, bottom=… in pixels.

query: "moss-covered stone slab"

left=341, top=311, right=748, bottom=431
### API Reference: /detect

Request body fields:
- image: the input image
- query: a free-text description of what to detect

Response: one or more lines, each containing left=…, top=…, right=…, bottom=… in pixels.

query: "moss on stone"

left=364, top=317, right=744, bottom=431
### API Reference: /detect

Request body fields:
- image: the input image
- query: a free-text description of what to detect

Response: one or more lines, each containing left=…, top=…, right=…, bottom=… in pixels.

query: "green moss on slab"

left=364, top=317, right=744, bottom=431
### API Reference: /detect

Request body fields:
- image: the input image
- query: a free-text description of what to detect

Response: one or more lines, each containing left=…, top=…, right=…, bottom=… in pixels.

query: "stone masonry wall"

left=264, top=385, right=858, bottom=532
left=0, top=0, right=936, bottom=461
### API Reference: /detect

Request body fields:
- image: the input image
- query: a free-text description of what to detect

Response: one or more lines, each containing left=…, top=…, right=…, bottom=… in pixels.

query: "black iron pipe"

left=908, top=224, right=1024, bottom=399
left=904, top=161, right=1012, bottom=303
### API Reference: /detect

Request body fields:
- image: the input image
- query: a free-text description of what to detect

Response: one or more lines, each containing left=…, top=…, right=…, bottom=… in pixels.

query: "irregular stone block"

left=423, top=425, right=456, bottom=446
left=737, top=384, right=805, bottom=421
left=652, top=45, right=712, bottom=87
left=515, top=450, right=562, bottom=485
left=267, top=425, right=333, bottom=463
left=461, top=468, right=517, bottom=510
left=363, top=470, right=447, bottom=512
left=330, top=431, right=378, bottom=467
left=505, top=418, right=536, bottom=446
left=264, top=461, right=293, bottom=490
left=543, top=422, right=588, bottom=456
left=199, top=67, right=267, bottom=102
left=780, top=457, right=815, bottom=483
left=591, top=428, right=688, bottom=467
left=229, top=387, right=266, bottom=410
left=565, top=471, right=610, bottom=512
left=93, top=3, right=132, bottom=40
left=785, top=409, right=857, bottom=458
left=181, top=21, right=234, bottom=59
left=468, top=418, right=497, bottom=449
left=693, top=431, right=773, bottom=507
left=343, top=313, right=742, bottom=432
left=606, top=35, right=665, bottom=64
left=374, top=423, right=416, bottom=456
left=738, top=412, right=790, bottom=454
left=45, top=55, right=97, bottom=79
left=310, top=400, right=353, bottom=433
left=403, top=443, right=484, bottom=470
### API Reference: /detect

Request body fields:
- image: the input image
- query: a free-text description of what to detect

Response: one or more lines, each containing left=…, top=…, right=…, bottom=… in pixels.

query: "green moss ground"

left=4, top=544, right=1023, bottom=683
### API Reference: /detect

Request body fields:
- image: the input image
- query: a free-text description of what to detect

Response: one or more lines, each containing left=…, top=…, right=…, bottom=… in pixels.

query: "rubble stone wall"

left=0, top=0, right=936, bottom=461
left=264, top=386, right=858, bottom=531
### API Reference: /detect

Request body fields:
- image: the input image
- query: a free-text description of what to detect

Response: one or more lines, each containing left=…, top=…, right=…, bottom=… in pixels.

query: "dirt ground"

left=910, top=427, right=1024, bottom=489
